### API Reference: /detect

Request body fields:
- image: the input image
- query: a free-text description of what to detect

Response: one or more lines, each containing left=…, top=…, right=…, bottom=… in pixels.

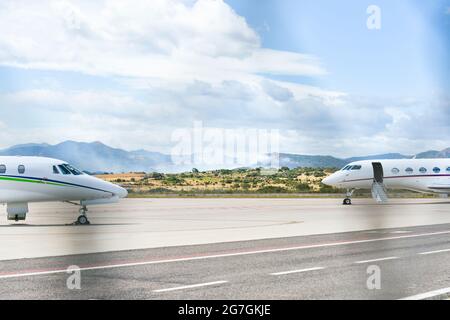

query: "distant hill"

left=275, top=152, right=413, bottom=169
left=0, top=141, right=170, bottom=173
left=276, top=153, right=347, bottom=169
left=415, top=148, right=450, bottom=159
left=345, top=153, right=411, bottom=163
left=0, top=141, right=448, bottom=172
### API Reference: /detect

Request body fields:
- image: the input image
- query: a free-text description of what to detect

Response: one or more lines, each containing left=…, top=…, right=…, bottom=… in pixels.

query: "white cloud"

left=0, top=0, right=447, bottom=158
left=261, top=80, right=293, bottom=102
left=0, top=0, right=325, bottom=82
left=1, top=84, right=448, bottom=157
left=0, top=0, right=333, bottom=154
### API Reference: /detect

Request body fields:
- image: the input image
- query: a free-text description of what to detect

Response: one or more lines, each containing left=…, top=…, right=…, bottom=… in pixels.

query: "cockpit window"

left=341, top=165, right=351, bottom=170
left=58, top=164, right=71, bottom=175
left=64, top=164, right=83, bottom=175
left=351, top=165, right=362, bottom=170
left=53, top=166, right=60, bottom=174
left=57, top=164, right=83, bottom=175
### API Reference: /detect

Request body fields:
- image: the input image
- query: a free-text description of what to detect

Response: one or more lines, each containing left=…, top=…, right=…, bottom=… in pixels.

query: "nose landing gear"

left=343, top=189, right=355, bottom=205
left=64, top=201, right=92, bottom=225
left=75, top=205, right=90, bottom=225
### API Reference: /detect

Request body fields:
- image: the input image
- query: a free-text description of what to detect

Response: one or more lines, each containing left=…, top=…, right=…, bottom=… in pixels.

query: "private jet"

left=0, top=156, right=128, bottom=224
left=322, top=159, right=450, bottom=205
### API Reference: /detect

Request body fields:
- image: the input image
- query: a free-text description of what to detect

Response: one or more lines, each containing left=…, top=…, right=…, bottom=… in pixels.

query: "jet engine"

left=7, top=202, right=29, bottom=221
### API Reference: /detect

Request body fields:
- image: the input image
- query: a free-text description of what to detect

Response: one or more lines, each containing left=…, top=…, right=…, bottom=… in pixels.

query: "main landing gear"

left=75, top=205, right=90, bottom=225
left=343, top=189, right=355, bottom=205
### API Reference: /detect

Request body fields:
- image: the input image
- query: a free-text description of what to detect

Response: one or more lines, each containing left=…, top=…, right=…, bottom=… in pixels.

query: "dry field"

left=95, top=168, right=338, bottom=195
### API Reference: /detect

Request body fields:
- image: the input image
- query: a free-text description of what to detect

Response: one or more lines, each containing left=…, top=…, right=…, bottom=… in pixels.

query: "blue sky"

left=0, top=0, right=448, bottom=158
left=227, top=0, right=450, bottom=97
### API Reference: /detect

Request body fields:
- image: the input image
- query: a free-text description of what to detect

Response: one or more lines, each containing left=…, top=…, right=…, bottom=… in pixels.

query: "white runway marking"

left=354, top=257, right=398, bottom=264
left=399, top=287, right=450, bottom=300
left=364, top=230, right=411, bottom=234
left=270, top=267, right=325, bottom=276
left=153, top=281, right=228, bottom=293
left=0, top=269, right=70, bottom=279
left=418, top=248, right=450, bottom=255
left=1, top=229, right=449, bottom=280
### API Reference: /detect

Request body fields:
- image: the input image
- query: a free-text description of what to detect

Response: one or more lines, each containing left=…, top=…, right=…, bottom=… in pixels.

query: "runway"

left=1, top=198, right=450, bottom=260
left=0, top=198, right=449, bottom=299
left=1, top=223, right=450, bottom=299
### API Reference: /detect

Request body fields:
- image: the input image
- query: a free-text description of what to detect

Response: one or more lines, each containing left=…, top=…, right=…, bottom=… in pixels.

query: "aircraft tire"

left=77, top=215, right=90, bottom=225
left=343, top=198, right=352, bottom=205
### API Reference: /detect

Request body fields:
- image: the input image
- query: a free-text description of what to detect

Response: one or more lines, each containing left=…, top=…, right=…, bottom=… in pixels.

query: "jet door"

left=371, top=162, right=388, bottom=203
left=372, top=162, right=384, bottom=183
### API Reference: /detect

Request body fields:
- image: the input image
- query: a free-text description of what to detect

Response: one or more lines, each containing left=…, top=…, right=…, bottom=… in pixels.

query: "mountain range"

left=0, top=141, right=170, bottom=173
left=0, top=141, right=448, bottom=173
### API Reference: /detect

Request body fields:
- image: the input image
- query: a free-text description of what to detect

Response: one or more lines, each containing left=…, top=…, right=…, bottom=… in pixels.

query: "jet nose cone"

left=322, top=175, right=335, bottom=186
left=117, top=186, right=128, bottom=198
left=109, top=182, right=128, bottom=198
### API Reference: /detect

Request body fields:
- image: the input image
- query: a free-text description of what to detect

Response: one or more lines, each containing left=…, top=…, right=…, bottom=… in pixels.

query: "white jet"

left=0, top=156, right=128, bottom=224
left=322, top=159, right=450, bottom=205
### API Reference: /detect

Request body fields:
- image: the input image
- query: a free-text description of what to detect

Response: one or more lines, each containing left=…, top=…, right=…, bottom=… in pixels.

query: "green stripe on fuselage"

left=0, top=176, right=68, bottom=187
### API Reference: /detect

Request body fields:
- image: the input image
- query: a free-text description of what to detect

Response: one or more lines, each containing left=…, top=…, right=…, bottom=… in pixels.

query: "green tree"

left=295, top=182, right=310, bottom=192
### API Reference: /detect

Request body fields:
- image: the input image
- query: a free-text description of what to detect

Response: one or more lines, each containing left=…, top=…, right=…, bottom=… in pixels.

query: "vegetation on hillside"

left=97, top=167, right=343, bottom=195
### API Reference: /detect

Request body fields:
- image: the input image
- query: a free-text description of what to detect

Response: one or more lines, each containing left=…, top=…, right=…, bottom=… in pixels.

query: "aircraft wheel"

left=343, top=198, right=352, bottom=205
left=77, top=215, right=90, bottom=225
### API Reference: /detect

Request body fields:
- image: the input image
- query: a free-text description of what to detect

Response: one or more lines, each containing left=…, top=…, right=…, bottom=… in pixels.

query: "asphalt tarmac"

left=1, top=198, right=450, bottom=260
left=1, top=198, right=449, bottom=299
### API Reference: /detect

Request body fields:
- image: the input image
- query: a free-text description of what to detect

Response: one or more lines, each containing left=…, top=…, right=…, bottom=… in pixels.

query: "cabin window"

left=447, top=167, right=450, bottom=172
left=405, top=167, right=413, bottom=174
left=53, top=166, right=60, bottom=174
left=433, top=167, right=441, bottom=173
left=58, top=164, right=71, bottom=175
left=18, top=165, right=25, bottom=174
left=0, top=164, right=6, bottom=174
left=391, top=168, right=399, bottom=174
left=419, top=167, right=427, bottom=173
left=351, top=165, right=362, bottom=170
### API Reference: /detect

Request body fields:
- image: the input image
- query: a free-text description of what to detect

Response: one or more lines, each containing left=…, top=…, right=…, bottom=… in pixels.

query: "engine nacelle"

left=7, top=202, right=29, bottom=221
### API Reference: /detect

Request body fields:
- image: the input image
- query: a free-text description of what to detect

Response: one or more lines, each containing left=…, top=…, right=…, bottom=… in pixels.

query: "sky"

left=0, top=0, right=449, bottom=158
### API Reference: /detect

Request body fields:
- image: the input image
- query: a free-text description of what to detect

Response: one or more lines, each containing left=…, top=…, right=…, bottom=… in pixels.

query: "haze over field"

left=1, top=141, right=449, bottom=173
